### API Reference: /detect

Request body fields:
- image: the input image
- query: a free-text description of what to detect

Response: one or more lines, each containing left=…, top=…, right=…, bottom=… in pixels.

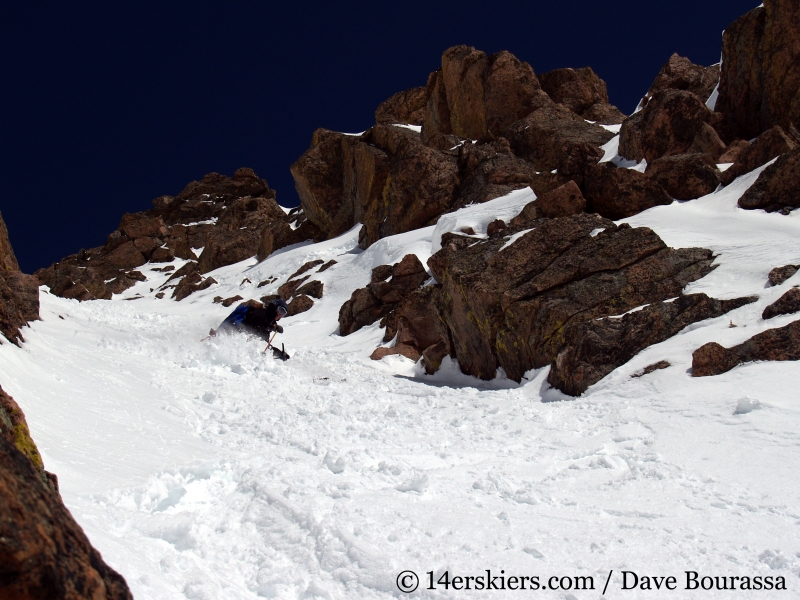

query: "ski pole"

left=263, top=330, right=278, bottom=354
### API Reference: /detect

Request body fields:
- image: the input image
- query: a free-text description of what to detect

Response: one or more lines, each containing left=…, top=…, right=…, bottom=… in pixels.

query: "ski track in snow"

left=2, top=177, right=800, bottom=598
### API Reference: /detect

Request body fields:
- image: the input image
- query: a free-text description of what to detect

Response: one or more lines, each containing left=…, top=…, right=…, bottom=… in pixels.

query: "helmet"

left=272, top=298, right=289, bottom=317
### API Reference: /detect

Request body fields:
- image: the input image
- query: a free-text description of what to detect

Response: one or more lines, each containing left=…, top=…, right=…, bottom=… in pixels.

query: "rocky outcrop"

left=425, top=214, right=723, bottom=383
left=358, top=213, right=739, bottom=394
left=0, top=271, right=40, bottom=344
left=0, top=212, right=19, bottom=271
left=582, top=162, right=672, bottom=219
left=641, top=53, right=720, bottom=105
left=692, top=319, right=800, bottom=377
left=0, top=213, right=39, bottom=345
left=619, top=89, right=725, bottom=163
left=338, top=254, right=428, bottom=336
left=720, top=125, right=798, bottom=184
left=762, top=287, right=800, bottom=319
left=375, top=84, right=430, bottom=125
left=292, top=124, right=462, bottom=249
left=422, top=46, right=551, bottom=141
left=646, top=153, right=721, bottom=200
left=197, top=196, right=287, bottom=274
left=538, top=67, right=625, bottom=124
left=455, top=138, right=552, bottom=207
left=737, top=147, right=800, bottom=213
left=504, top=103, right=615, bottom=182
left=768, top=264, right=799, bottom=286
left=716, top=0, right=800, bottom=142
left=37, top=168, right=305, bottom=301
left=1, top=385, right=133, bottom=599
left=287, top=294, right=314, bottom=316
left=548, top=293, right=755, bottom=395
left=509, top=180, right=586, bottom=223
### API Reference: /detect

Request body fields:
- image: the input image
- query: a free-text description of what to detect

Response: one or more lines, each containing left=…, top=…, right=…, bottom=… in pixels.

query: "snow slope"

left=2, top=176, right=800, bottom=599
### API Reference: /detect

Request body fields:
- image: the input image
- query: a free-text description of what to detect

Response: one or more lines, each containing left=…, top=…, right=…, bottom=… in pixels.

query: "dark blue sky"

left=1, top=1, right=759, bottom=273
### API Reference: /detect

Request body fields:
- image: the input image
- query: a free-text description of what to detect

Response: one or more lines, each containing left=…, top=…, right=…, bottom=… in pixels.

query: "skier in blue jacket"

left=211, top=298, right=289, bottom=341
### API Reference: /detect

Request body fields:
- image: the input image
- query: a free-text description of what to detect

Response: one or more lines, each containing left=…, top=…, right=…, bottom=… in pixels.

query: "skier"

left=210, top=298, right=289, bottom=342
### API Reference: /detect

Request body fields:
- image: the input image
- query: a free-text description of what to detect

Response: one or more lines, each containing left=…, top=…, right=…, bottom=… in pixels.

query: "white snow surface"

left=2, top=172, right=800, bottom=598
left=431, top=187, right=536, bottom=253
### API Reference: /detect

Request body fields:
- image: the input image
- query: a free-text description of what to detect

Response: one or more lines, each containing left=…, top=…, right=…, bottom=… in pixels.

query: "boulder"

left=103, top=241, right=147, bottom=270
left=296, top=280, right=323, bottom=299
left=762, top=287, right=800, bottom=319
left=486, top=219, right=507, bottom=236
left=642, top=53, right=721, bottom=104
left=375, top=85, right=429, bottom=125
left=1, top=385, right=133, bottom=599
left=290, top=129, right=353, bottom=237
left=257, top=213, right=324, bottom=261
left=425, top=213, right=721, bottom=387
left=370, top=344, right=421, bottom=362
left=548, top=293, right=755, bottom=395
left=292, top=125, right=460, bottom=248
left=288, top=260, right=324, bottom=280
left=717, top=139, right=751, bottom=164
left=338, top=287, right=384, bottom=336
left=738, top=146, right=800, bottom=212
left=692, top=318, right=800, bottom=377
left=538, top=66, right=614, bottom=117
left=646, top=153, right=721, bottom=200
left=455, top=138, right=545, bottom=207
left=357, top=125, right=460, bottom=248
left=581, top=102, right=627, bottom=125
left=287, top=294, right=314, bottom=316
left=508, top=180, right=586, bottom=224
left=582, top=162, right=673, bottom=219
left=768, top=264, right=799, bottom=286
left=339, top=254, right=428, bottom=336
left=719, top=125, right=798, bottom=184
left=619, top=89, right=725, bottom=163
left=278, top=276, right=309, bottom=301
left=172, top=271, right=217, bottom=301
left=118, top=213, right=168, bottom=240
left=504, top=103, right=615, bottom=181
left=150, top=245, right=175, bottom=263
left=422, top=46, right=551, bottom=141
left=716, top=1, right=800, bottom=142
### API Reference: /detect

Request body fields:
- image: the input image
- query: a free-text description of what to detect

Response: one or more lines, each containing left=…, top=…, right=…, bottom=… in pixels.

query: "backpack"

left=223, top=303, right=251, bottom=327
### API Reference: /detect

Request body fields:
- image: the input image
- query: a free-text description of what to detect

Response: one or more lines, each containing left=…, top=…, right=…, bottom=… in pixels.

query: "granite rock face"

left=716, top=0, right=800, bottom=142
left=1, top=385, right=133, bottom=600
left=0, top=213, right=39, bottom=345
